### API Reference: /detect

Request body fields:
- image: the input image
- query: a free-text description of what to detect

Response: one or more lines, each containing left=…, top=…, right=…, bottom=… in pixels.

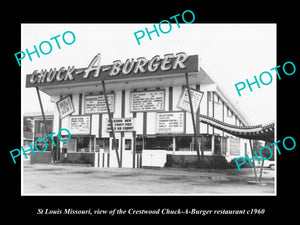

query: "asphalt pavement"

left=22, top=164, right=275, bottom=195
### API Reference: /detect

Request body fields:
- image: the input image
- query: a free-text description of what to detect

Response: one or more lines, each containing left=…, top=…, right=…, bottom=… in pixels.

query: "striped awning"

left=199, top=114, right=274, bottom=142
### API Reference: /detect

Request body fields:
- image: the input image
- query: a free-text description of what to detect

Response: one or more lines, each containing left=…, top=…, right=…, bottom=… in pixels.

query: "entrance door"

left=109, top=138, right=121, bottom=168
left=122, top=138, right=133, bottom=168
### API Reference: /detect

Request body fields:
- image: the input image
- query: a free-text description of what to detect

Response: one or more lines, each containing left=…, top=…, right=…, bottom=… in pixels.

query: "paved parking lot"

left=22, top=164, right=275, bottom=195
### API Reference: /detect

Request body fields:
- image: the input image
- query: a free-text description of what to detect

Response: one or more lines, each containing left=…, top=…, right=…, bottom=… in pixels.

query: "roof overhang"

left=25, top=53, right=215, bottom=96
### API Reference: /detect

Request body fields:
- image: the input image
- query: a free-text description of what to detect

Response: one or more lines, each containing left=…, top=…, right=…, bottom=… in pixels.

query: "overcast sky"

left=21, top=23, right=276, bottom=125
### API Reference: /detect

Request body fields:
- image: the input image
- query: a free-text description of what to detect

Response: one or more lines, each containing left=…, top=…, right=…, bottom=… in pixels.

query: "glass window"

left=111, top=139, right=119, bottom=151
left=214, top=94, right=221, bottom=104
left=214, top=136, right=221, bottom=155
left=221, top=137, right=228, bottom=155
left=136, top=138, right=143, bottom=153
left=96, top=138, right=109, bottom=152
left=207, top=92, right=212, bottom=102
left=68, top=137, right=77, bottom=153
left=77, top=137, right=90, bottom=153
left=144, top=137, right=172, bottom=150
left=227, top=107, right=233, bottom=117
left=125, top=139, right=132, bottom=150
left=34, top=120, right=53, bottom=139
left=202, top=135, right=212, bottom=151
left=176, top=136, right=192, bottom=151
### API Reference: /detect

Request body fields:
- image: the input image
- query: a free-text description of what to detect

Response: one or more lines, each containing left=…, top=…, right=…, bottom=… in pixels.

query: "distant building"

left=23, top=111, right=54, bottom=155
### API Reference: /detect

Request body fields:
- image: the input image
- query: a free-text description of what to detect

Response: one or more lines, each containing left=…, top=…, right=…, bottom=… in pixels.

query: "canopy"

left=199, top=114, right=274, bottom=142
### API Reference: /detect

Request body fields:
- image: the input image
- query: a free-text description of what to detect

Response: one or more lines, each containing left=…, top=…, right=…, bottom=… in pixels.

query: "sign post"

left=101, top=80, right=121, bottom=168
left=184, top=73, right=201, bottom=162
left=35, top=87, right=53, bottom=162
left=249, top=139, right=258, bottom=182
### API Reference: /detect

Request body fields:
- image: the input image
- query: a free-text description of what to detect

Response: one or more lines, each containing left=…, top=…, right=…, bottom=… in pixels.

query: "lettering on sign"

left=69, top=115, right=91, bottom=135
left=56, top=95, right=75, bottom=119
left=177, top=88, right=204, bottom=113
left=84, top=94, right=114, bottom=114
left=106, top=118, right=135, bottom=132
left=26, top=53, right=199, bottom=88
left=156, top=112, right=184, bottom=133
left=131, top=90, right=165, bottom=112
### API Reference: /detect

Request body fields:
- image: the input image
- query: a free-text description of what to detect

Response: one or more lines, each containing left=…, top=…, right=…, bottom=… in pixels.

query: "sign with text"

left=56, top=95, right=75, bottom=119
left=26, top=53, right=199, bottom=88
left=131, top=90, right=165, bottom=112
left=84, top=94, right=114, bottom=114
left=69, top=115, right=91, bottom=135
left=106, top=118, right=135, bottom=132
left=177, top=88, right=204, bottom=113
left=156, top=112, right=184, bottom=133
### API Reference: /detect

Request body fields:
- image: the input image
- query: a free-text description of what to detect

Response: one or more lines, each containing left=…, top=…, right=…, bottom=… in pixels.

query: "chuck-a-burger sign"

left=25, top=52, right=199, bottom=87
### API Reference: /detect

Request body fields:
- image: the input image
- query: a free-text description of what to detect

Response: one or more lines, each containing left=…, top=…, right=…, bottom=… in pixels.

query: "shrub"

left=209, top=155, right=229, bottom=169
left=229, top=157, right=251, bottom=169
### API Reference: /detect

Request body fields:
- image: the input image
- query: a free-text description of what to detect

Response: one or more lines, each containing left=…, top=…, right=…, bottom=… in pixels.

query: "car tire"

left=270, top=164, right=275, bottom=170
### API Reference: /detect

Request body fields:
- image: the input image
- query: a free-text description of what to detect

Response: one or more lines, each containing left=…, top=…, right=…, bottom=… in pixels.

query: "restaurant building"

left=25, top=52, right=251, bottom=168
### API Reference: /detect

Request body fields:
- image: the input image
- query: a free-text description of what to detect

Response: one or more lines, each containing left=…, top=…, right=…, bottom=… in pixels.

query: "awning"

left=199, top=114, right=274, bottom=142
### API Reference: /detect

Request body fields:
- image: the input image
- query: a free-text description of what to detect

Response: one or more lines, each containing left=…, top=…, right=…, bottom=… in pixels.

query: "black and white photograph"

left=4, top=5, right=298, bottom=220
left=21, top=23, right=277, bottom=195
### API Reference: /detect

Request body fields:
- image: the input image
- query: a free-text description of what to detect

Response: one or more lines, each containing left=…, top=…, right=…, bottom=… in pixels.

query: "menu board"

left=56, top=95, right=75, bottom=119
left=156, top=112, right=184, bottom=133
left=131, top=90, right=164, bottom=112
left=68, top=116, right=91, bottom=135
left=106, top=118, right=135, bottom=132
left=84, top=94, right=114, bottom=114
left=177, top=88, right=203, bottom=113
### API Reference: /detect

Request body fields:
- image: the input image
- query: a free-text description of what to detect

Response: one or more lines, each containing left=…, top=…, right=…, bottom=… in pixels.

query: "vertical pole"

left=35, top=87, right=53, bottom=162
left=36, top=87, right=49, bottom=134
left=132, top=131, right=136, bottom=168
left=185, top=73, right=201, bottom=162
left=249, top=139, right=258, bottom=182
left=259, top=141, right=266, bottom=182
left=101, top=80, right=121, bottom=168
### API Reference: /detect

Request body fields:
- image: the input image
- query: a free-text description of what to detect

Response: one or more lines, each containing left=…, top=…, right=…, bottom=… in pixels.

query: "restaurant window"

left=125, top=139, right=132, bottom=150
left=77, top=137, right=90, bottom=153
left=96, top=138, right=109, bottom=152
left=111, top=139, right=119, bottom=151
left=214, top=136, right=221, bottom=155
left=144, top=136, right=172, bottom=150
left=68, top=137, right=77, bottom=153
left=202, top=135, right=212, bottom=151
left=34, top=120, right=53, bottom=141
left=221, top=137, right=228, bottom=155
left=175, top=136, right=192, bottom=151
left=214, top=94, right=221, bottom=104
left=136, top=137, right=143, bottom=153
left=227, top=107, right=233, bottom=117
left=207, top=92, right=212, bottom=102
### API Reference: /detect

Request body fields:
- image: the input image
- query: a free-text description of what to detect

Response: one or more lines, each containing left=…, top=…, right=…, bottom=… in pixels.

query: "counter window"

left=125, top=139, right=132, bottom=150
left=175, top=136, right=192, bottom=151
left=77, top=137, right=90, bottom=153
left=136, top=137, right=143, bottom=153
left=96, top=138, right=109, bottom=152
left=144, top=137, right=172, bottom=150
left=202, top=135, right=212, bottom=151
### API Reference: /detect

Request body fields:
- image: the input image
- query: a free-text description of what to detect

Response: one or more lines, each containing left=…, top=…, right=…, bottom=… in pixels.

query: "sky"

left=21, top=23, right=276, bottom=125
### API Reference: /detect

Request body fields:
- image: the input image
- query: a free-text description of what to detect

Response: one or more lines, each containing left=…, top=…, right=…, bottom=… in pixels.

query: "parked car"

left=254, top=157, right=275, bottom=170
